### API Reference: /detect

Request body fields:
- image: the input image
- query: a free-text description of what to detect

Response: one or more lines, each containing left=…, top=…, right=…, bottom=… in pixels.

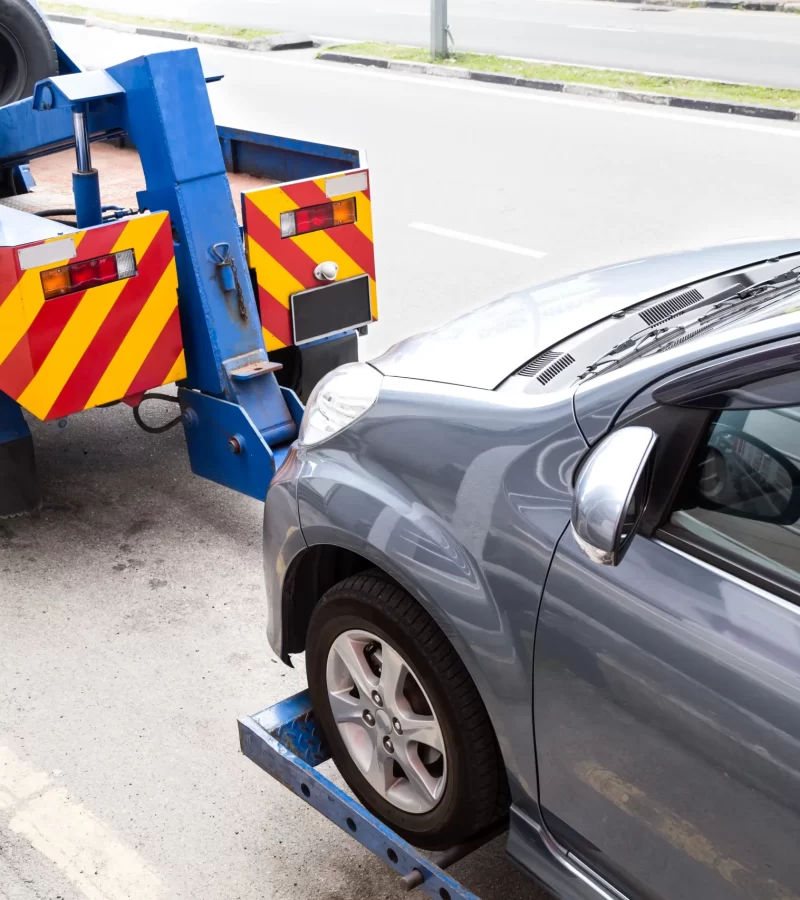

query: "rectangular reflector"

left=325, top=170, right=368, bottom=199
left=17, top=236, right=77, bottom=271
left=280, top=198, right=356, bottom=239
left=41, top=249, right=138, bottom=300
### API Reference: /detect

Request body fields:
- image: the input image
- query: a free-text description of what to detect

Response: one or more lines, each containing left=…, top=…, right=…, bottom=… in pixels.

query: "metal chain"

left=229, top=255, right=248, bottom=321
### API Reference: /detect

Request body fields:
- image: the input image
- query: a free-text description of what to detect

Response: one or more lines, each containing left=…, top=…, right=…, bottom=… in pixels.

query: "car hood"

left=371, top=238, right=800, bottom=390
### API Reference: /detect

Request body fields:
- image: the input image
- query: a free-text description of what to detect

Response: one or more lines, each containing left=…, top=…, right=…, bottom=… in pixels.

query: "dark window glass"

left=671, top=406, right=800, bottom=587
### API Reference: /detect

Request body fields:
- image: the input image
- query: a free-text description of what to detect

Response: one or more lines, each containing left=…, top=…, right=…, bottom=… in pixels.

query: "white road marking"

left=409, top=223, right=547, bottom=258
left=568, top=25, right=636, bottom=33
left=0, top=746, right=162, bottom=900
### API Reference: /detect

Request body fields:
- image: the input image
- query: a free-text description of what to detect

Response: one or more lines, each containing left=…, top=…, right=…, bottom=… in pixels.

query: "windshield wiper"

left=578, top=324, right=687, bottom=379
left=578, top=267, right=800, bottom=382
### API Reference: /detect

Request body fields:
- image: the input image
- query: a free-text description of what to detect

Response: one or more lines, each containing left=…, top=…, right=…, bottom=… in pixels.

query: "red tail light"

left=41, top=249, right=137, bottom=300
left=280, top=198, right=356, bottom=238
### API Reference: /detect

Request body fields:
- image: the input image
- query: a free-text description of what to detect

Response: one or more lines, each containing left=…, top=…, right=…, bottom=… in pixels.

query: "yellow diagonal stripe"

left=353, top=191, right=373, bottom=243
left=0, top=233, right=86, bottom=367
left=262, top=326, right=286, bottom=352
left=85, top=259, right=178, bottom=408
left=18, top=215, right=165, bottom=419
left=248, top=238, right=302, bottom=308
left=368, top=277, right=378, bottom=320
left=163, top=349, right=186, bottom=385
left=292, top=229, right=362, bottom=281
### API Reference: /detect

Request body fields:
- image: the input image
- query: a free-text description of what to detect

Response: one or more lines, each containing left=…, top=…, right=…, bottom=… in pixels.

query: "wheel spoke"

left=396, top=712, right=444, bottom=753
left=330, top=633, right=378, bottom=700
left=363, top=744, right=393, bottom=795
left=328, top=689, right=367, bottom=726
left=378, top=642, right=407, bottom=707
left=394, top=742, right=442, bottom=807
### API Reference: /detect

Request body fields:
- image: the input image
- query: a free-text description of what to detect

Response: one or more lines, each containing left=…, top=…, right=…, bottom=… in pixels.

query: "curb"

left=595, top=0, right=800, bottom=11
left=319, top=52, right=800, bottom=123
left=46, top=13, right=314, bottom=51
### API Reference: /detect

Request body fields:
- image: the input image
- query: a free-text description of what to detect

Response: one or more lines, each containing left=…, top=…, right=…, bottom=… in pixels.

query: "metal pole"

left=71, top=108, right=102, bottom=228
left=72, top=110, right=91, bottom=172
left=431, top=0, right=448, bottom=59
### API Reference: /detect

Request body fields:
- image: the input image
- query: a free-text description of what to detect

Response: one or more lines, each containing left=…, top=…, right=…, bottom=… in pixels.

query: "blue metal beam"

left=217, top=125, right=361, bottom=182
left=106, top=48, right=297, bottom=499
left=239, top=692, right=486, bottom=900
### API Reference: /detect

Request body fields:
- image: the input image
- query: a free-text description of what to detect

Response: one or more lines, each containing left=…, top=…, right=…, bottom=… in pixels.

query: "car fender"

left=298, top=451, right=543, bottom=808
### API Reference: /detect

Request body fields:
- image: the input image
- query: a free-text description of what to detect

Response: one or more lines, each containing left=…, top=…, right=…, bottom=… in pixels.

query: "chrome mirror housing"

left=571, top=426, right=658, bottom=566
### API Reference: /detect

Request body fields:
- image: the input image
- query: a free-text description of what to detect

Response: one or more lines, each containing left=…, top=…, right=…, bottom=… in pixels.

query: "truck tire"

left=0, top=0, right=58, bottom=106
left=306, top=570, right=508, bottom=849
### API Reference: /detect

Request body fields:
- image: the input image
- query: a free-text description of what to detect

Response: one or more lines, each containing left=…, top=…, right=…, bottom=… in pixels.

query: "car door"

left=533, top=365, right=800, bottom=900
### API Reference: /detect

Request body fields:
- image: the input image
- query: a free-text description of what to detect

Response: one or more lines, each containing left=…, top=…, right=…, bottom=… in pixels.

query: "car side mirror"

left=571, top=426, right=658, bottom=566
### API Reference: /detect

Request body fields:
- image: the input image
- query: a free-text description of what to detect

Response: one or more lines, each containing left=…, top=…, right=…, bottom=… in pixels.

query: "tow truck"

left=1, top=0, right=376, bottom=517
left=1, top=4, right=502, bottom=896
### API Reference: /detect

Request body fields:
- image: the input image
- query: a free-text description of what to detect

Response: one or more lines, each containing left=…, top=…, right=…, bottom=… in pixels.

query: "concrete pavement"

left=53, top=0, right=800, bottom=89
left=3, top=21, right=800, bottom=900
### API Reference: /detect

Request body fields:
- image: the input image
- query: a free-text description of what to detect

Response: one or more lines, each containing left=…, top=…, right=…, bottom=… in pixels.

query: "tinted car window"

left=671, top=405, right=800, bottom=589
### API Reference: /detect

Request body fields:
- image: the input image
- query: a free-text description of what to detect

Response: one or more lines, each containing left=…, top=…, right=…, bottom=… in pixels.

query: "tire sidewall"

left=307, top=593, right=475, bottom=848
left=0, top=0, right=58, bottom=105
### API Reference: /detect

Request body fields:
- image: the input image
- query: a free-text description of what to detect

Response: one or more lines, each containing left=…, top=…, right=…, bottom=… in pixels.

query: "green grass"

left=42, top=3, right=277, bottom=39
left=328, top=41, right=800, bottom=110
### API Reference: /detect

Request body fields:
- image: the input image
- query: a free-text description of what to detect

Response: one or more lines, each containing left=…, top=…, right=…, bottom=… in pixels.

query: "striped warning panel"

left=242, top=168, right=377, bottom=351
left=0, top=211, right=184, bottom=421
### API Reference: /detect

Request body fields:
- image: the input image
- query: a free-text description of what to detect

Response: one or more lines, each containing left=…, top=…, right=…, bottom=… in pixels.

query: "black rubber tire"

left=0, top=0, right=58, bottom=106
left=306, top=570, right=508, bottom=850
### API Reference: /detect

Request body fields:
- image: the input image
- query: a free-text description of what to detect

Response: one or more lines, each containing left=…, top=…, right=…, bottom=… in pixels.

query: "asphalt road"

left=3, top=22, right=800, bottom=900
left=63, top=0, right=800, bottom=89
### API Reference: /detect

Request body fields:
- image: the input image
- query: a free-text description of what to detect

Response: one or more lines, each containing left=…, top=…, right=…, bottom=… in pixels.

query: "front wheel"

left=306, top=571, right=507, bottom=849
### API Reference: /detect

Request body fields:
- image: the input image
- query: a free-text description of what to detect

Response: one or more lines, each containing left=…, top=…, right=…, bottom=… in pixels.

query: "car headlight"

left=299, top=363, right=383, bottom=448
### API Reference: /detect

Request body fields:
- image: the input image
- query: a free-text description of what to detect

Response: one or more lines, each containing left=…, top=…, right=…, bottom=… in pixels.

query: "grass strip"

left=329, top=41, right=800, bottom=110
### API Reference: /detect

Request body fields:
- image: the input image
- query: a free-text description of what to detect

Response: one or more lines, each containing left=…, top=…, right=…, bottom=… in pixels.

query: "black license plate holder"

left=290, top=274, right=372, bottom=345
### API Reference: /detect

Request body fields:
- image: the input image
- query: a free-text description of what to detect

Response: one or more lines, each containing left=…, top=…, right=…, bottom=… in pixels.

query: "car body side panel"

left=296, top=377, right=586, bottom=815
left=534, top=529, right=800, bottom=900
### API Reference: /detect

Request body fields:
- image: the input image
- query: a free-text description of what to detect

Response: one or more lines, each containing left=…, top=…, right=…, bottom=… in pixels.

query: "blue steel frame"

left=239, top=692, right=484, bottom=900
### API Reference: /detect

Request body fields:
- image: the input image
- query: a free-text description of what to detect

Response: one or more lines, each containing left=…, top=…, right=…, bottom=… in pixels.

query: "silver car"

left=264, top=238, right=800, bottom=900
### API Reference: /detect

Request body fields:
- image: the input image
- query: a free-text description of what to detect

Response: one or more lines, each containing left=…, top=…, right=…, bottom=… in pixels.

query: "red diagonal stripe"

left=0, top=248, right=20, bottom=311
left=244, top=197, right=317, bottom=288
left=0, top=223, right=128, bottom=403
left=258, top=284, right=292, bottom=347
left=123, top=305, right=183, bottom=399
left=47, top=217, right=174, bottom=420
left=280, top=180, right=375, bottom=280
left=0, top=340, right=34, bottom=400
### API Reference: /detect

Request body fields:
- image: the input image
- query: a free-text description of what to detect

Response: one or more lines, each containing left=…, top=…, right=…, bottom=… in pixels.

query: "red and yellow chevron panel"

left=0, top=211, right=184, bottom=421
left=243, top=169, right=377, bottom=351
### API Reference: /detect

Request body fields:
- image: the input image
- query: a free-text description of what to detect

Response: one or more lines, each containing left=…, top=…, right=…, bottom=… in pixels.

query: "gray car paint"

left=263, top=238, right=800, bottom=900
left=295, top=376, right=586, bottom=817
left=373, top=238, right=800, bottom=390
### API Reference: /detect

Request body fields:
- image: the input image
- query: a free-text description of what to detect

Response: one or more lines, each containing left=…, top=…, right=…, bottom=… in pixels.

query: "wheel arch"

left=280, top=527, right=532, bottom=803
left=282, top=543, right=379, bottom=658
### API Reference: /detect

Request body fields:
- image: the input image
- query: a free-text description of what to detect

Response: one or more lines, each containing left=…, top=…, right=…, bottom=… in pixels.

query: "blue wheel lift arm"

left=239, top=692, right=503, bottom=900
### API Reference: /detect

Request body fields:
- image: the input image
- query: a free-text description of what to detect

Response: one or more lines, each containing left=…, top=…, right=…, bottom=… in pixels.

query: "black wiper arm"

left=579, top=324, right=686, bottom=379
